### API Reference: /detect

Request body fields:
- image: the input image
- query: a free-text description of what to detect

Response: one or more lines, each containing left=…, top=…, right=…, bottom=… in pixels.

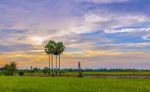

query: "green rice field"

left=0, top=76, right=150, bottom=92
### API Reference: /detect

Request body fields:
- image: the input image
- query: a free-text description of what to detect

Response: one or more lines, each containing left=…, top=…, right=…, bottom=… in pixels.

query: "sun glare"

left=30, top=36, right=45, bottom=45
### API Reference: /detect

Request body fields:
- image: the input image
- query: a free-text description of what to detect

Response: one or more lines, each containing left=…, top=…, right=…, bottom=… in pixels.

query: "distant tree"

left=45, top=40, right=65, bottom=76
left=54, top=49, right=59, bottom=75
left=43, top=67, right=49, bottom=75
left=3, top=62, right=17, bottom=76
left=45, top=40, right=56, bottom=76
left=56, top=41, right=65, bottom=76
left=10, top=62, right=17, bottom=75
left=19, top=70, right=24, bottom=76
left=32, top=67, right=40, bottom=73
left=53, top=41, right=65, bottom=76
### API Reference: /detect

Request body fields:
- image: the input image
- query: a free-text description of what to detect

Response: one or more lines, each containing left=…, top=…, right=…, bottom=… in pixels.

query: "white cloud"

left=83, top=10, right=149, bottom=30
left=101, top=42, right=150, bottom=48
left=83, top=0, right=129, bottom=4
left=84, top=13, right=110, bottom=23
left=142, top=35, right=150, bottom=41
left=0, top=0, right=149, bottom=53
left=105, top=27, right=150, bottom=33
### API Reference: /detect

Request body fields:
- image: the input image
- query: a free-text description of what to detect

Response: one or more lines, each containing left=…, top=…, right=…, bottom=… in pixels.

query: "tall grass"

left=0, top=76, right=149, bottom=92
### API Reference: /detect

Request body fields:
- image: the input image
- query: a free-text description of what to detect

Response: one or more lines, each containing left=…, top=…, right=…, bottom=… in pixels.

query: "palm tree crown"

left=45, top=40, right=56, bottom=54
left=56, top=41, right=65, bottom=55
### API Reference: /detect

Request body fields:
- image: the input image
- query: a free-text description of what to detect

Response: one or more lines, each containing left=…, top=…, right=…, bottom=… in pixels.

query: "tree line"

left=0, top=61, right=150, bottom=76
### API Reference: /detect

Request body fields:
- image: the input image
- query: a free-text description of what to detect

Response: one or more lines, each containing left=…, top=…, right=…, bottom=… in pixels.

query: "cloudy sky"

left=0, top=0, right=150, bottom=69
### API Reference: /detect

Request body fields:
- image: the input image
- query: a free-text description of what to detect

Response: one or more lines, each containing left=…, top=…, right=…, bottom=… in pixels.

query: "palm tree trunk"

left=55, top=55, right=57, bottom=75
left=48, top=54, right=51, bottom=76
left=59, top=55, right=61, bottom=76
left=51, top=55, right=54, bottom=76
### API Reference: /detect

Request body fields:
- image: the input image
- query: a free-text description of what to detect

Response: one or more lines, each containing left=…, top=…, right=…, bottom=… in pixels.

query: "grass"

left=62, top=71, right=150, bottom=77
left=64, top=71, right=150, bottom=75
left=0, top=76, right=150, bottom=92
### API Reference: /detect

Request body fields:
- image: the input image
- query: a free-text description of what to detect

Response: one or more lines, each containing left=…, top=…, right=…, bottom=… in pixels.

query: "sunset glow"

left=0, top=0, right=150, bottom=69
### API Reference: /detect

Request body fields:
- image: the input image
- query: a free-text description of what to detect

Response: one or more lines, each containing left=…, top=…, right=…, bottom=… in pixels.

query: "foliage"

left=32, top=67, right=40, bottom=73
left=19, top=70, right=25, bottom=76
left=43, top=67, right=49, bottom=75
left=3, top=62, right=17, bottom=76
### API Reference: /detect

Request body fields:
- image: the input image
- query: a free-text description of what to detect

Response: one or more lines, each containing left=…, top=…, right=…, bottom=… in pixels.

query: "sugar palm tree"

left=45, top=40, right=56, bottom=76
left=54, top=49, right=59, bottom=75
left=56, top=41, right=65, bottom=75
left=45, top=44, right=51, bottom=76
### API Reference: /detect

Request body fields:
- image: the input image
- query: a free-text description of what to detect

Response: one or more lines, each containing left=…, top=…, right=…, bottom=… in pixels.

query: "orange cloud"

left=0, top=50, right=150, bottom=69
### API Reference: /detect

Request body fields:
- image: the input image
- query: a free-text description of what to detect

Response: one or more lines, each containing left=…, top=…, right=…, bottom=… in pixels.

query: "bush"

left=19, top=71, right=24, bottom=76
left=43, top=67, right=49, bottom=75
left=3, top=62, right=17, bottom=76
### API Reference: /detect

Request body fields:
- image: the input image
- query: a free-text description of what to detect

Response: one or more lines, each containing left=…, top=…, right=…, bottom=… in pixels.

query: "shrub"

left=19, top=71, right=24, bottom=76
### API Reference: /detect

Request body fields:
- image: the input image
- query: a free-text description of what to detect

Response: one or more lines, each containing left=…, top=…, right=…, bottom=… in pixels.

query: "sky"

left=0, top=0, right=150, bottom=69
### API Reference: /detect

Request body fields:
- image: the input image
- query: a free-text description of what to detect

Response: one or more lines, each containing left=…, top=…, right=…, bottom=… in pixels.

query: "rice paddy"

left=0, top=76, right=150, bottom=92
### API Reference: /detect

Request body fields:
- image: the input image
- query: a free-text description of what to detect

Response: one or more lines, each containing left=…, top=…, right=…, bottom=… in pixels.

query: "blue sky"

left=0, top=0, right=150, bottom=69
